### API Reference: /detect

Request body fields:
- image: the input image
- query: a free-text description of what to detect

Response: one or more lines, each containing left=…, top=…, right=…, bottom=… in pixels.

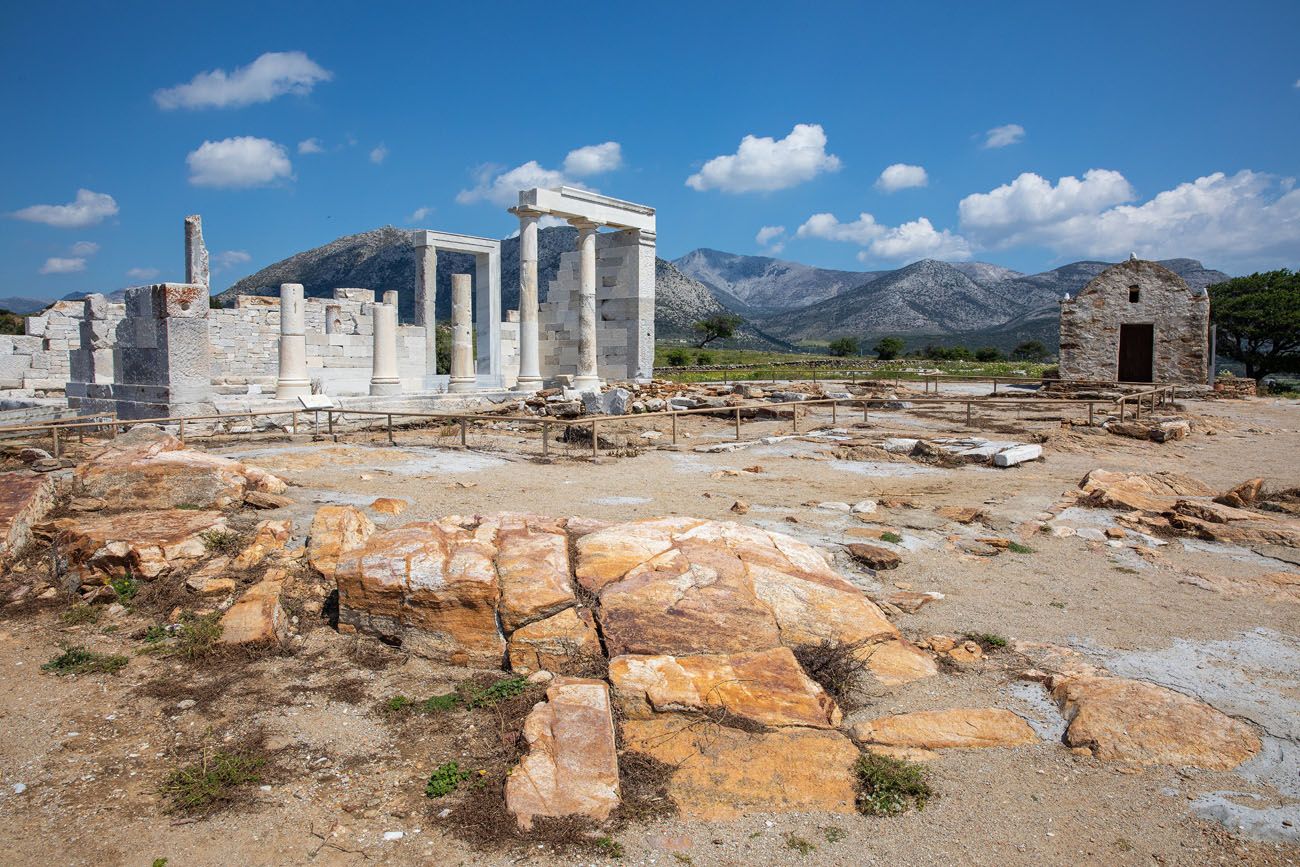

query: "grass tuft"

left=42, top=645, right=128, bottom=676
left=595, top=836, right=624, bottom=859
left=965, top=632, right=1008, bottom=650
left=853, top=752, right=933, bottom=816
left=785, top=834, right=817, bottom=855
left=61, top=605, right=100, bottom=625
left=880, top=531, right=903, bottom=544
left=1007, top=541, right=1034, bottom=554
left=201, top=529, right=245, bottom=557
left=160, top=748, right=265, bottom=814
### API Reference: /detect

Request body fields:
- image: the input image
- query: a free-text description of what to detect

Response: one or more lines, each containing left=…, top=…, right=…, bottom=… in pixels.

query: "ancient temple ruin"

left=1058, top=257, right=1210, bottom=385
left=51, top=186, right=657, bottom=418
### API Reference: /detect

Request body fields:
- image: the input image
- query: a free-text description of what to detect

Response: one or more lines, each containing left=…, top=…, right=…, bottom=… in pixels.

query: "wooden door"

left=1118, top=323, right=1154, bottom=383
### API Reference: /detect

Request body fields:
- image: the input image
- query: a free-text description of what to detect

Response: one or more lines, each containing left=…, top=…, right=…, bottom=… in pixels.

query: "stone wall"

left=0, top=300, right=124, bottom=395
left=1058, top=259, right=1209, bottom=385
left=537, top=229, right=654, bottom=382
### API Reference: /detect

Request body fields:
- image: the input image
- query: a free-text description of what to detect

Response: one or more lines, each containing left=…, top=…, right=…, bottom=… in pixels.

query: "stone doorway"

left=1118, top=322, right=1155, bottom=383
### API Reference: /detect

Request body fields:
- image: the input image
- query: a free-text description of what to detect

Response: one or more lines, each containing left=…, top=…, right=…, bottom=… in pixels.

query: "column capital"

left=509, top=206, right=545, bottom=219
left=568, top=218, right=600, bottom=232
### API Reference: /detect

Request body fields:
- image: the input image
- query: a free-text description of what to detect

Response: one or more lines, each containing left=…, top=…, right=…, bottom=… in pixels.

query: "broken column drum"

left=275, top=283, right=311, bottom=400
left=571, top=220, right=601, bottom=392
left=369, top=303, right=401, bottom=396
left=449, top=273, right=476, bottom=393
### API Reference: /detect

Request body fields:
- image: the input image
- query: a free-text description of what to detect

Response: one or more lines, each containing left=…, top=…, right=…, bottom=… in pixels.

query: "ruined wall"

left=537, top=229, right=655, bottom=382
left=1058, top=259, right=1209, bottom=384
left=208, top=289, right=427, bottom=396
left=0, top=300, right=125, bottom=395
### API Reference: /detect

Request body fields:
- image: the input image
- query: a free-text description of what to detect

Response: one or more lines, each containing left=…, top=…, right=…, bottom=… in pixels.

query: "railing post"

left=591, top=420, right=599, bottom=459
left=292, top=410, right=299, bottom=435
left=51, top=424, right=60, bottom=458
left=542, top=421, right=550, bottom=457
left=328, top=410, right=335, bottom=437
left=671, top=412, right=678, bottom=445
left=734, top=407, right=741, bottom=441
left=1135, top=396, right=1142, bottom=421
left=388, top=413, right=395, bottom=445
left=459, top=417, right=467, bottom=447
left=992, top=378, right=998, bottom=395
left=831, top=401, right=837, bottom=425
left=179, top=417, right=186, bottom=445
left=1088, top=402, right=1094, bottom=426
left=966, top=402, right=972, bottom=426
left=792, top=403, right=799, bottom=433
left=863, top=401, right=869, bottom=423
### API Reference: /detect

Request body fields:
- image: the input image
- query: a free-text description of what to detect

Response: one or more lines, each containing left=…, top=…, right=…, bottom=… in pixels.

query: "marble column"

left=571, top=220, right=601, bottom=392
left=184, top=215, right=209, bottom=289
left=275, top=283, right=311, bottom=399
left=369, top=303, right=401, bottom=396
left=513, top=208, right=543, bottom=391
left=449, top=273, right=475, bottom=393
left=413, top=233, right=437, bottom=378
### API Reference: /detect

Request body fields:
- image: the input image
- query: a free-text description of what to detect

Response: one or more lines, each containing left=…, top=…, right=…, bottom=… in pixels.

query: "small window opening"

left=1128, top=286, right=1140, bottom=303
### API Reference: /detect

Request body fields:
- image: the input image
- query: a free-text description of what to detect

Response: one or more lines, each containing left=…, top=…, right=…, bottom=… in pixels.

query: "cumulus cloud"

left=187, top=137, right=293, bottom=188
left=408, top=206, right=433, bottom=223
left=876, top=163, right=928, bottom=193
left=369, top=144, right=388, bottom=165
left=962, top=169, right=1300, bottom=267
left=298, top=138, right=324, bottom=154
left=40, top=257, right=86, bottom=274
left=457, top=142, right=623, bottom=207
left=154, top=51, right=332, bottom=110
left=755, top=225, right=786, bottom=253
left=686, top=123, right=841, bottom=193
left=983, top=123, right=1025, bottom=149
left=70, top=241, right=100, bottom=256
left=126, top=267, right=160, bottom=281
left=212, top=250, right=252, bottom=272
left=797, top=211, right=970, bottom=263
left=563, top=142, right=623, bottom=176
left=10, top=189, right=119, bottom=228
left=958, top=169, right=1135, bottom=246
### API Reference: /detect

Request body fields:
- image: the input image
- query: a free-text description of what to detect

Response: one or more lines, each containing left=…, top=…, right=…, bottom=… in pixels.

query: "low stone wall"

left=1213, top=377, right=1257, bottom=399
left=0, top=300, right=123, bottom=395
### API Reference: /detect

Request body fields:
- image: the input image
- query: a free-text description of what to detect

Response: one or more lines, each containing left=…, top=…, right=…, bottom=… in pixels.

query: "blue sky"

left=2, top=0, right=1298, bottom=300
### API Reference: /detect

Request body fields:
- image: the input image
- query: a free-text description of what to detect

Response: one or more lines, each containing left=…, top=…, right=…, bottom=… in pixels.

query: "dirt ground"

left=1, top=392, right=1298, bottom=866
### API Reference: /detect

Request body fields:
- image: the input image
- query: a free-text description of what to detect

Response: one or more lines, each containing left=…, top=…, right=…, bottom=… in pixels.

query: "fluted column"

left=275, top=283, right=311, bottom=399
left=369, top=303, right=401, bottom=396
left=413, top=233, right=437, bottom=379
left=571, top=219, right=601, bottom=392
left=513, top=207, right=543, bottom=391
left=449, top=273, right=475, bottom=393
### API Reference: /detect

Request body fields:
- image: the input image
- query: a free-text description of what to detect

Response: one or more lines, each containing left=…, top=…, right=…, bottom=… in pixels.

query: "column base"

left=276, top=380, right=312, bottom=400
left=448, top=377, right=477, bottom=394
left=369, top=379, right=401, bottom=396
left=572, top=375, right=602, bottom=393
left=513, top=375, right=543, bottom=392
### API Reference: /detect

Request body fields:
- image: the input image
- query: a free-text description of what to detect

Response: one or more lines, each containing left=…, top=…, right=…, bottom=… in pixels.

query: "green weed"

left=109, top=573, right=138, bottom=602
left=61, top=605, right=100, bottom=625
left=880, top=531, right=903, bottom=544
left=853, top=752, right=933, bottom=816
left=424, top=761, right=471, bottom=798
left=784, top=834, right=816, bottom=856
left=160, top=749, right=265, bottom=814
left=1007, top=541, right=1034, bottom=554
left=42, top=645, right=128, bottom=676
left=595, top=836, right=624, bottom=858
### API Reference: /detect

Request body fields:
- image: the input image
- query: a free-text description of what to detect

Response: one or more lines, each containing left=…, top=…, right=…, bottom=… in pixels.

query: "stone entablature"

left=1059, top=258, right=1210, bottom=385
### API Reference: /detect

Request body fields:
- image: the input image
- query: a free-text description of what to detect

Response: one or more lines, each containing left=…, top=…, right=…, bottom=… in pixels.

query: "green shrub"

left=665, top=349, right=689, bottom=366
left=424, top=761, right=471, bottom=798
left=42, top=645, right=128, bottom=676
left=201, top=530, right=245, bottom=556
left=463, top=675, right=528, bottom=708
left=595, top=837, right=625, bottom=858
left=695, top=351, right=714, bottom=365
left=853, top=753, right=932, bottom=815
left=61, top=605, right=100, bottom=625
left=109, top=573, right=138, bottom=602
left=161, top=749, right=264, bottom=814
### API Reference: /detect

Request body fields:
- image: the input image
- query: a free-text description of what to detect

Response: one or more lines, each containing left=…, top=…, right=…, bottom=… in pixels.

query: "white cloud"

left=408, top=206, right=433, bottom=223
left=797, top=211, right=970, bottom=263
left=187, top=137, right=293, bottom=188
left=154, top=51, right=332, bottom=110
left=687, top=123, right=841, bottom=193
left=70, top=241, right=99, bottom=256
left=858, top=218, right=971, bottom=262
left=755, top=225, right=786, bottom=253
left=796, top=212, right=883, bottom=245
left=126, top=267, right=160, bottom=281
left=983, top=123, right=1025, bottom=149
left=298, top=137, right=324, bottom=154
left=40, top=257, right=86, bottom=274
left=213, top=250, right=252, bottom=272
left=10, top=189, right=119, bottom=228
left=456, top=142, right=624, bottom=208
left=875, top=163, right=928, bottom=193
left=369, top=144, right=388, bottom=165
left=958, top=169, right=1135, bottom=247
left=563, top=142, right=623, bottom=176
left=962, top=169, right=1300, bottom=268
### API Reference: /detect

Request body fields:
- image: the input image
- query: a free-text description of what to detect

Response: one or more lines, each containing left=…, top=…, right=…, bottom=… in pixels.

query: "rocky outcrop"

left=850, top=708, right=1037, bottom=760
left=507, top=607, right=602, bottom=675
left=1050, top=674, right=1261, bottom=769
left=505, top=677, right=620, bottom=830
left=620, top=717, right=860, bottom=820
left=494, top=513, right=576, bottom=632
left=334, top=518, right=504, bottom=667
left=609, top=647, right=840, bottom=728
left=1078, top=469, right=1215, bottom=512
left=0, top=471, right=56, bottom=563
left=74, top=427, right=285, bottom=511
left=44, top=509, right=228, bottom=581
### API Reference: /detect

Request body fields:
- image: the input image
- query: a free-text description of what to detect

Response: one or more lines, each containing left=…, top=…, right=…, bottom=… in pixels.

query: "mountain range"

left=197, top=228, right=1230, bottom=355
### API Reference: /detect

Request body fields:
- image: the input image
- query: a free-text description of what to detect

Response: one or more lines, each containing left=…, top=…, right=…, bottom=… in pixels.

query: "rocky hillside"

left=216, top=226, right=788, bottom=350
left=674, top=248, right=882, bottom=312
